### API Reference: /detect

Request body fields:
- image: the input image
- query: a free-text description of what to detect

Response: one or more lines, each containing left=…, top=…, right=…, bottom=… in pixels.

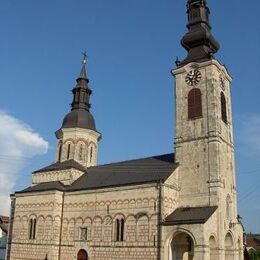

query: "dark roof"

left=68, top=153, right=176, bottom=191
left=163, top=206, right=217, bottom=225
left=19, top=153, right=177, bottom=193
left=55, top=60, right=98, bottom=133
left=33, top=159, right=87, bottom=174
left=0, top=216, right=9, bottom=234
left=17, top=181, right=66, bottom=194
left=0, top=216, right=9, bottom=223
left=61, top=109, right=97, bottom=131
left=179, top=0, right=220, bottom=66
left=246, top=235, right=260, bottom=250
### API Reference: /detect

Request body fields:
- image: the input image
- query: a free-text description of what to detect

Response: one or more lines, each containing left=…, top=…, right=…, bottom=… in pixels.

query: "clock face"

left=219, top=75, right=226, bottom=90
left=185, top=70, right=202, bottom=86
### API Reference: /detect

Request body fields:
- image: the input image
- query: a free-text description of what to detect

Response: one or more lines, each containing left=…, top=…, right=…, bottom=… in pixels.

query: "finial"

left=81, top=50, right=87, bottom=64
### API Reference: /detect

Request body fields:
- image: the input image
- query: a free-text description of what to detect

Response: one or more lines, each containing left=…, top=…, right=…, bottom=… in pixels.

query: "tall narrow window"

left=115, top=218, right=124, bottom=241
left=120, top=219, right=124, bottom=241
left=28, top=218, right=37, bottom=240
left=90, top=146, right=93, bottom=162
left=79, top=144, right=83, bottom=160
left=221, top=92, right=227, bottom=123
left=28, top=219, right=33, bottom=239
left=188, top=88, right=202, bottom=119
left=33, top=219, right=37, bottom=239
left=67, top=143, right=71, bottom=159
left=115, top=219, right=120, bottom=241
left=58, top=144, right=62, bottom=161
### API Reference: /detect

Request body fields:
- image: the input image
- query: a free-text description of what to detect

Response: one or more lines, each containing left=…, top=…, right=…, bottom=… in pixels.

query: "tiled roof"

left=163, top=206, right=218, bottom=225
left=17, top=181, right=66, bottom=194
left=68, top=153, right=176, bottom=191
left=18, top=153, right=177, bottom=193
left=33, top=159, right=87, bottom=173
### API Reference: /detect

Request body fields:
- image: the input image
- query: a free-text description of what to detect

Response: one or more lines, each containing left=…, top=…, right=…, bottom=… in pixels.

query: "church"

left=6, top=1, right=244, bottom=259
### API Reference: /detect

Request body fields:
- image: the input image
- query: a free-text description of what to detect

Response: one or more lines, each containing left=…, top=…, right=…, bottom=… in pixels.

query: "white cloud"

left=0, top=111, right=48, bottom=215
left=235, top=114, right=260, bottom=155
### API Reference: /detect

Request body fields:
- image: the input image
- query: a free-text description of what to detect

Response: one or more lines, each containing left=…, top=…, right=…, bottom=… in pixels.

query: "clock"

left=185, top=70, right=202, bottom=86
left=219, top=75, right=226, bottom=90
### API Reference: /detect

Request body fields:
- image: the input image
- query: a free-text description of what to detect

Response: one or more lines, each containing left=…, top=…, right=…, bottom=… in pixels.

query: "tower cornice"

left=172, top=59, right=232, bottom=82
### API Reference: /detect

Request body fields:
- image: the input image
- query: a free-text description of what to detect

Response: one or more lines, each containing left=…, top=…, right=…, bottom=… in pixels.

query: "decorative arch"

left=209, top=235, right=218, bottom=260
left=170, top=230, right=195, bottom=260
left=137, top=215, right=149, bottom=242
left=36, top=215, right=45, bottom=241
left=102, top=215, right=113, bottom=242
left=188, top=88, right=202, bottom=119
left=164, top=229, right=196, bottom=260
left=225, top=232, right=234, bottom=260
left=93, top=216, right=102, bottom=242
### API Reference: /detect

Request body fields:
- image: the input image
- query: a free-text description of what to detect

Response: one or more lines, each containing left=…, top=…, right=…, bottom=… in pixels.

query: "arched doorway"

left=77, top=249, right=88, bottom=260
left=170, top=232, right=194, bottom=260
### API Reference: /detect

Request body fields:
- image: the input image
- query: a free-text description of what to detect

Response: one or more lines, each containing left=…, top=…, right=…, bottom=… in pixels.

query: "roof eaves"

left=67, top=178, right=167, bottom=193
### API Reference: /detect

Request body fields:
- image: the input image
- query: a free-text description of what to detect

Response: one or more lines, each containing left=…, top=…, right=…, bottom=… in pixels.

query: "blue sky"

left=0, top=0, right=259, bottom=233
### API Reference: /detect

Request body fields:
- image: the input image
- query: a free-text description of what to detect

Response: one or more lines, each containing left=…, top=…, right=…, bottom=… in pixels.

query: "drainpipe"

left=58, top=191, right=65, bottom=260
left=156, top=181, right=162, bottom=260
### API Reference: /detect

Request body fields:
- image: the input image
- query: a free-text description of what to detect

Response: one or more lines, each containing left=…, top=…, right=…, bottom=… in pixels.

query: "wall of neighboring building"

left=0, top=228, right=7, bottom=260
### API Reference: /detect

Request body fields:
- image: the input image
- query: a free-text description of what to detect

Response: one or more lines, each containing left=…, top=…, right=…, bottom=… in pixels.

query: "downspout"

left=157, top=181, right=162, bottom=260
left=58, top=191, right=65, bottom=260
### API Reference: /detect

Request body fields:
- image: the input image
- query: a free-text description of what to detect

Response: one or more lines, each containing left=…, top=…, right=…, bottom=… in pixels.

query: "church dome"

left=61, top=109, right=97, bottom=131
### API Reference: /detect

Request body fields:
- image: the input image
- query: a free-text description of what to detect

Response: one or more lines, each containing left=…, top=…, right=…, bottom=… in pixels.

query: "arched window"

left=28, top=219, right=33, bottom=239
left=90, top=146, right=93, bottom=162
left=67, top=143, right=71, bottom=160
left=28, top=218, right=37, bottom=240
left=188, top=88, right=202, bottom=119
left=120, top=219, right=124, bottom=241
left=115, top=218, right=124, bottom=241
left=221, top=92, right=227, bottom=123
left=79, top=144, right=83, bottom=161
left=33, top=219, right=36, bottom=239
left=58, top=143, right=62, bottom=161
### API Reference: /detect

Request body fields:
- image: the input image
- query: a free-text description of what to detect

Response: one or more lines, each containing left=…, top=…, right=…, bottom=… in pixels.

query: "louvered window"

left=188, top=88, right=202, bottom=119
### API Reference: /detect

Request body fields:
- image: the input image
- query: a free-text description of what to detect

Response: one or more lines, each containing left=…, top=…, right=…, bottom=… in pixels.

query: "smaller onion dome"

left=56, top=56, right=98, bottom=138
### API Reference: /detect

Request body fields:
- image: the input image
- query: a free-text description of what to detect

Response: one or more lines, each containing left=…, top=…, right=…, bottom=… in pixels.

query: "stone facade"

left=8, top=184, right=176, bottom=260
left=6, top=1, right=245, bottom=259
left=56, top=128, right=101, bottom=168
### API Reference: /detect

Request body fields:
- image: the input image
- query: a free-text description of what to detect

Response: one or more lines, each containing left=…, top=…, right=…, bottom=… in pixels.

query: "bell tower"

left=55, top=56, right=101, bottom=168
left=172, top=0, right=238, bottom=224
